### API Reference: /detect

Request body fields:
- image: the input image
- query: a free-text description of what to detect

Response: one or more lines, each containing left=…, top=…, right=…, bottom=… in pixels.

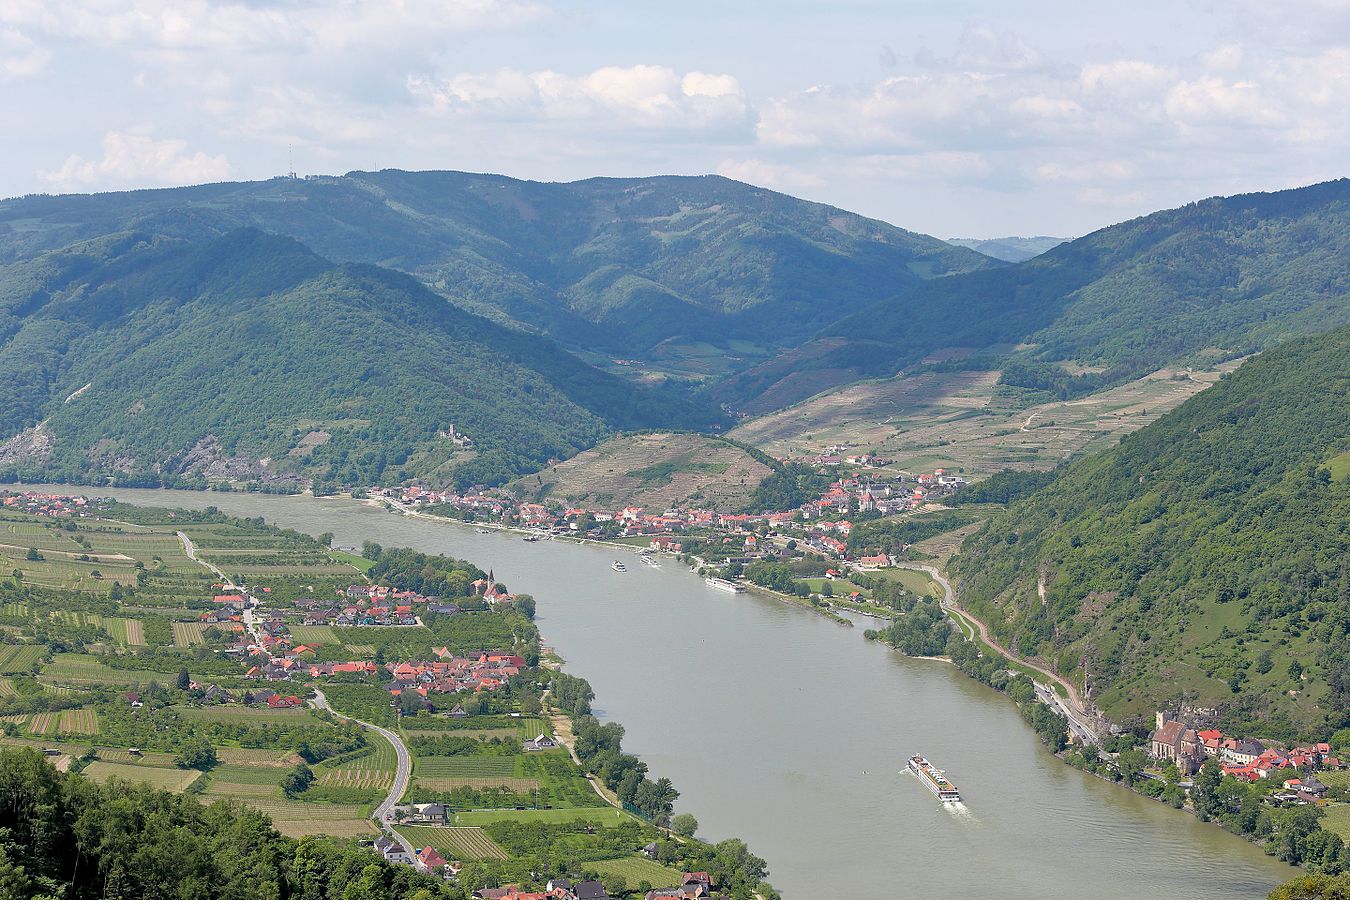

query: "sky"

left=2, top=0, right=1348, bottom=237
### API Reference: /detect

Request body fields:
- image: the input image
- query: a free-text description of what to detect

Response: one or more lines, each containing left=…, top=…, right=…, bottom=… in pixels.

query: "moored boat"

left=908, top=754, right=961, bottom=803
left=611, top=560, right=627, bottom=572
left=705, top=576, right=745, bottom=593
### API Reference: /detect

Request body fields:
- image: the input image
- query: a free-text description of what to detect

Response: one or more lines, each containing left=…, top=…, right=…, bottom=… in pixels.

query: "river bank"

left=21, top=485, right=1299, bottom=898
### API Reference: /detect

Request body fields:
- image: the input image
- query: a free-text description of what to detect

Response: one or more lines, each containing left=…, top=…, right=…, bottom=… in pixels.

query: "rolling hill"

left=944, top=236, right=1067, bottom=262
left=0, top=228, right=723, bottom=490
left=948, top=323, right=1350, bottom=739
left=0, top=171, right=994, bottom=363
left=718, top=179, right=1350, bottom=412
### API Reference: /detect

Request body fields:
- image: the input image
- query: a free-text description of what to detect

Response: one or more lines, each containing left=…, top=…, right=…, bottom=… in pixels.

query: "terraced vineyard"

left=27, top=712, right=58, bottom=734
left=400, top=825, right=508, bottom=860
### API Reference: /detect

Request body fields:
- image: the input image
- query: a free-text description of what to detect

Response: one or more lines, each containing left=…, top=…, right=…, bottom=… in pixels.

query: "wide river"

left=55, top=487, right=1295, bottom=899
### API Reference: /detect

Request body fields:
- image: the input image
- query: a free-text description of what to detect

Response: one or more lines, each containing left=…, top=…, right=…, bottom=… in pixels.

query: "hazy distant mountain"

left=951, top=322, right=1350, bottom=734
left=0, top=170, right=994, bottom=359
left=0, top=228, right=722, bottom=491
left=945, top=235, right=1067, bottom=262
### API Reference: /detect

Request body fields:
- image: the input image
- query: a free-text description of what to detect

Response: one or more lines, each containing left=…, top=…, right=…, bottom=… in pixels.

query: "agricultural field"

left=287, top=625, right=340, bottom=644
left=175, top=705, right=312, bottom=725
left=871, top=568, right=944, bottom=598
left=58, top=707, right=99, bottom=734
left=415, top=756, right=516, bottom=779
left=732, top=362, right=1240, bottom=479
left=83, top=761, right=202, bottom=792
left=215, top=747, right=303, bottom=768
left=317, top=736, right=396, bottom=790
left=27, top=712, right=58, bottom=734
left=589, top=856, right=683, bottom=888
left=452, top=808, right=633, bottom=826
left=205, top=797, right=376, bottom=838
left=0, top=644, right=45, bottom=673
left=416, top=776, right=541, bottom=792
left=510, top=432, right=774, bottom=513
left=40, top=653, right=178, bottom=687
left=172, top=621, right=209, bottom=647
left=400, top=825, right=508, bottom=860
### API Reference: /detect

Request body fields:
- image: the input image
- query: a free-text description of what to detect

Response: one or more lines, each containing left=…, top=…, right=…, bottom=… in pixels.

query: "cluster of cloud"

left=5, top=2, right=1350, bottom=233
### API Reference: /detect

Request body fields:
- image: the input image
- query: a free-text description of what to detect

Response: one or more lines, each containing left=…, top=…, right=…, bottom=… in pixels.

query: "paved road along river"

left=63, top=487, right=1297, bottom=899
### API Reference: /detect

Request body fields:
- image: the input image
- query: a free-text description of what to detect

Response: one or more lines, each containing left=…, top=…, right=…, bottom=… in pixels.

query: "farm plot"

left=415, top=756, right=516, bottom=779
left=0, top=680, right=15, bottom=698
left=27, top=712, right=58, bottom=734
left=400, top=826, right=508, bottom=860
left=172, top=621, right=209, bottom=647
left=176, top=706, right=312, bottom=725
left=318, top=736, right=396, bottom=790
left=41, top=654, right=177, bottom=686
left=415, top=776, right=541, bottom=792
left=0, top=644, right=45, bottom=673
left=286, top=625, right=339, bottom=644
left=216, top=798, right=376, bottom=838
left=206, top=764, right=289, bottom=786
left=83, top=761, right=201, bottom=792
left=103, top=618, right=144, bottom=646
left=452, top=808, right=633, bottom=826
left=58, top=707, right=99, bottom=734
left=215, top=747, right=303, bottom=768
left=589, top=857, right=682, bottom=888
left=97, top=749, right=179, bottom=766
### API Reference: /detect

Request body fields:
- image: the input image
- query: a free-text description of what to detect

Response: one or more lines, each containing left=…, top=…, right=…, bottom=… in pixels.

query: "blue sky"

left=3, top=0, right=1348, bottom=236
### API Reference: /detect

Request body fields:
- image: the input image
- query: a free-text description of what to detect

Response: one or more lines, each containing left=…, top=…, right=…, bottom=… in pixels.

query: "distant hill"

left=718, top=179, right=1350, bottom=413
left=0, top=228, right=722, bottom=490
left=0, top=171, right=993, bottom=360
left=945, top=236, right=1067, bottom=262
left=949, top=323, right=1350, bottom=739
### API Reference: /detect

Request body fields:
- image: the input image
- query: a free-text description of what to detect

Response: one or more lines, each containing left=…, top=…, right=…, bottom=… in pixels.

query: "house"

left=408, top=802, right=450, bottom=824
left=375, top=836, right=412, bottom=865
left=415, top=845, right=448, bottom=874
left=858, top=553, right=891, bottom=568
left=574, top=882, right=608, bottom=900
left=645, top=872, right=711, bottom=900
left=523, top=733, right=559, bottom=752
left=267, top=694, right=303, bottom=709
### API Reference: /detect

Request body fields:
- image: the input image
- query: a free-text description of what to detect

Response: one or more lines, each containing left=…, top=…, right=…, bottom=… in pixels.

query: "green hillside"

left=713, top=179, right=1350, bottom=411
left=0, top=171, right=994, bottom=359
left=0, top=228, right=721, bottom=490
left=949, top=323, right=1350, bottom=739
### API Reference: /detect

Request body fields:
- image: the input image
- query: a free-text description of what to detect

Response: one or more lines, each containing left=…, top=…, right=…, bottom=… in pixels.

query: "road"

left=178, top=530, right=232, bottom=586
left=309, top=688, right=414, bottom=826
left=899, top=562, right=1102, bottom=746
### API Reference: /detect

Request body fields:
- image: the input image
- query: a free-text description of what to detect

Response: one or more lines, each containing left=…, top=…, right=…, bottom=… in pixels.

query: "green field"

left=175, top=705, right=313, bottom=725
left=589, top=856, right=683, bottom=887
left=58, top=707, right=99, bottom=734
left=1322, top=803, right=1350, bottom=843
left=317, top=734, right=396, bottom=790
left=202, top=796, right=376, bottom=838
left=83, top=761, right=201, bottom=792
left=400, top=825, right=508, bottom=860
left=415, top=756, right=516, bottom=779
left=452, top=808, right=634, bottom=826
left=0, top=644, right=44, bottom=673
left=287, top=625, right=340, bottom=644
left=41, top=653, right=179, bottom=686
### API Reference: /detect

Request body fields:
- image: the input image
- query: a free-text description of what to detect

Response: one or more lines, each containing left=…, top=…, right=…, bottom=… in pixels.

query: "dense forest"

left=950, top=323, right=1350, bottom=738
left=0, top=228, right=722, bottom=489
left=0, top=746, right=456, bottom=900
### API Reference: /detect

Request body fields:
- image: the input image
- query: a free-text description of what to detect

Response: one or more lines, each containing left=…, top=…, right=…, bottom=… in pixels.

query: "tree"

left=176, top=667, right=191, bottom=690
left=1116, top=748, right=1148, bottom=785
left=24, top=549, right=40, bottom=561
left=671, top=813, right=699, bottom=838
left=282, top=762, right=315, bottom=797
left=1192, top=760, right=1224, bottom=821
left=174, top=739, right=217, bottom=770
left=1269, top=874, right=1350, bottom=900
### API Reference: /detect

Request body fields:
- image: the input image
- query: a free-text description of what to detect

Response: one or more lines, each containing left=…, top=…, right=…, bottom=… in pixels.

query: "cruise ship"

left=611, top=560, right=627, bottom=572
left=705, top=576, right=746, bottom=593
left=908, top=755, right=961, bottom=803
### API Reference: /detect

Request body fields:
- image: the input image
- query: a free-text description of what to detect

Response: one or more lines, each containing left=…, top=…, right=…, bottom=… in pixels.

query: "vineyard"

left=590, top=857, right=683, bottom=888
left=286, top=625, right=340, bottom=644
left=212, top=797, right=376, bottom=838
left=83, top=761, right=201, bottom=792
left=0, top=644, right=45, bottom=673
left=415, top=756, right=516, bottom=779
left=172, top=621, right=209, bottom=647
left=415, top=776, right=541, bottom=792
left=400, top=826, right=508, bottom=860
left=27, top=712, right=58, bottom=734
left=58, top=707, right=99, bottom=734
left=318, top=734, right=396, bottom=789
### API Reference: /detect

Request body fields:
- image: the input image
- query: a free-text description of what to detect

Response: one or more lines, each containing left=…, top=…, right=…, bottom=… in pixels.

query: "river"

left=52, top=486, right=1295, bottom=899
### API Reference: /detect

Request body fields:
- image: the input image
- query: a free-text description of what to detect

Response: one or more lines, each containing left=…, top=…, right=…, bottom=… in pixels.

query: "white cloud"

left=0, top=27, right=49, bottom=79
left=1036, top=159, right=1136, bottom=182
left=715, top=158, right=823, bottom=190
left=39, top=130, right=231, bottom=191
left=410, top=65, right=752, bottom=134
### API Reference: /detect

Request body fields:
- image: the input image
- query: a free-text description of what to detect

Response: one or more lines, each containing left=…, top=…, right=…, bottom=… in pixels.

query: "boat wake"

left=944, top=801, right=975, bottom=820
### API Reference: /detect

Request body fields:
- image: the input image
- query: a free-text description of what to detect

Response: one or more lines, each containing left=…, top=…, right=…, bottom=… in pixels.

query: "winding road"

left=310, top=688, right=414, bottom=832
left=899, top=562, right=1102, bottom=746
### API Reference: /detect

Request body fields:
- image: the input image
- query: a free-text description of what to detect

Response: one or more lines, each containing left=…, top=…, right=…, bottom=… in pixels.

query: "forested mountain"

left=716, top=179, right=1350, bottom=412
left=0, top=228, right=721, bottom=490
left=944, top=235, right=1066, bottom=262
left=949, top=324, right=1350, bottom=739
left=0, top=171, right=993, bottom=358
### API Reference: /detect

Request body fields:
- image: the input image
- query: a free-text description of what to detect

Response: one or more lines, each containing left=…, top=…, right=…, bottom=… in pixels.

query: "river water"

left=54, top=486, right=1295, bottom=899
